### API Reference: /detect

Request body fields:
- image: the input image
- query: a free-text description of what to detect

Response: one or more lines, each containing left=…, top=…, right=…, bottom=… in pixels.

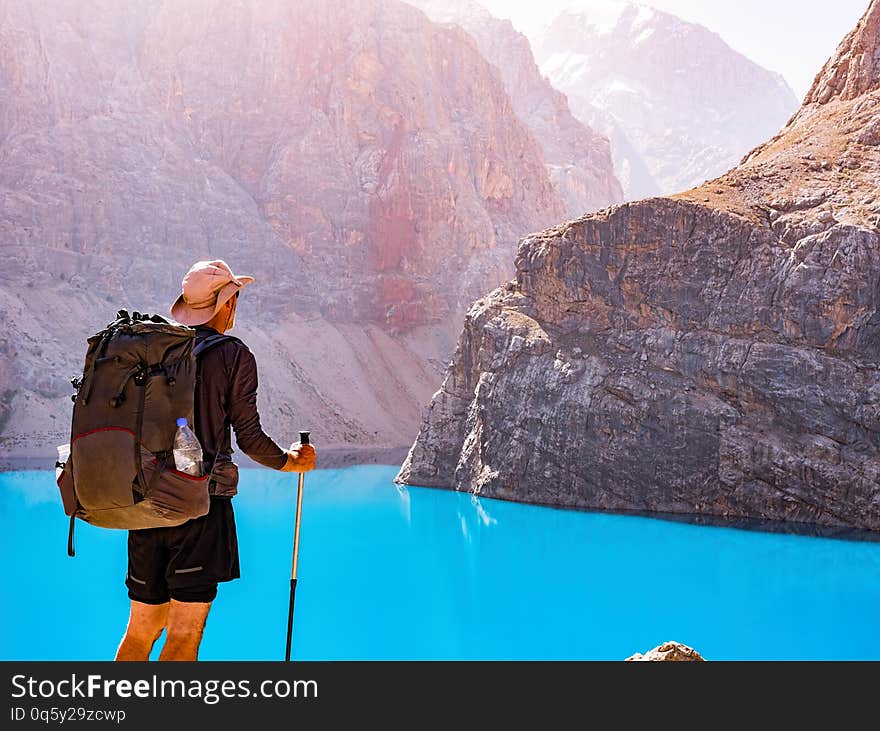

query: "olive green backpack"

left=56, top=310, right=232, bottom=555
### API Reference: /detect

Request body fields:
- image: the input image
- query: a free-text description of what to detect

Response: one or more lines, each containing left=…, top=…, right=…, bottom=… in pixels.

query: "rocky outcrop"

left=533, top=0, right=800, bottom=199
left=804, top=2, right=880, bottom=105
left=626, top=642, right=705, bottom=661
left=0, top=0, right=566, bottom=460
left=396, top=1, right=880, bottom=531
left=406, top=0, right=623, bottom=218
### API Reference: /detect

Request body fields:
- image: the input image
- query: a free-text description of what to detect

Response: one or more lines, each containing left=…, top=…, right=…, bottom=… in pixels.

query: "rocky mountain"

left=0, top=0, right=569, bottom=463
left=396, top=1, right=880, bottom=531
left=405, top=0, right=623, bottom=217
left=533, top=0, right=800, bottom=199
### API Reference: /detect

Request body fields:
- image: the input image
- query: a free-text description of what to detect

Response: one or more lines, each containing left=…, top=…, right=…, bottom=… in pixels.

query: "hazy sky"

left=479, top=0, right=870, bottom=100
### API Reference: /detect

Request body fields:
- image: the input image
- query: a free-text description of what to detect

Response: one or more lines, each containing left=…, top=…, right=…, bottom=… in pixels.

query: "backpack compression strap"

left=68, top=514, right=76, bottom=558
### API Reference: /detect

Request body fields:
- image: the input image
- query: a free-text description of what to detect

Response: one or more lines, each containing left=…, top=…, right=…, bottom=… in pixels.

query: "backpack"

left=55, top=309, right=233, bottom=556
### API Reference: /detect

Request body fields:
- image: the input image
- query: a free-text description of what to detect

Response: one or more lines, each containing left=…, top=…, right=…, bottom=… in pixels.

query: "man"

left=115, top=259, right=316, bottom=661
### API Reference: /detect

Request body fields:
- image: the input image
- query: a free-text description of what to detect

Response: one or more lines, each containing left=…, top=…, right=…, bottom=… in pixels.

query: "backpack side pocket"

left=56, top=455, right=78, bottom=517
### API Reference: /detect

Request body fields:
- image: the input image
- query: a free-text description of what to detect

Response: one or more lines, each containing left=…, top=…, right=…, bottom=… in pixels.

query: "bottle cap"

left=176, top=417, right=188, bottom=427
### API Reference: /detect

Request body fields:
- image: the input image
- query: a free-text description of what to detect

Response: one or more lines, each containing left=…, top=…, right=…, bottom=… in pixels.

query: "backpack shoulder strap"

left=191, top=332, right=242, bottom=483
left=193, top=333, right=240, bottom=358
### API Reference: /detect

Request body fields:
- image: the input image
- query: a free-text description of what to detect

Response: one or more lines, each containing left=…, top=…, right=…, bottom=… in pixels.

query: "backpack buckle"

left=133, top=364, right=148, bottom=387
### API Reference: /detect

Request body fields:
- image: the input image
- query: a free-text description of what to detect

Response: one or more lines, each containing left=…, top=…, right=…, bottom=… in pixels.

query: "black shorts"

left=125, top=497, right=240, bottom=604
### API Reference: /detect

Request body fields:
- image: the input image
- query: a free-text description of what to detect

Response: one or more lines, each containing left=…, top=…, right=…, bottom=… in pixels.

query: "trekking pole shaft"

left=285, top=473, right=305, bottom=662
left=284, top=431, right=309, bottom=662
left=291, top=472, right=305, bottom=580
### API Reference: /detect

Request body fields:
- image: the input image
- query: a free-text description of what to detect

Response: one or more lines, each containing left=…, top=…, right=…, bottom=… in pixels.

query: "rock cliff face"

left=533, top=0, right=800, bottom=200
left=406, top=0, right=623, bottom=218
left=137, top=0, right=566, bottom=328
left=0, top=0, right=566, bottom=460
left=396, top=1, right=880, bottom=531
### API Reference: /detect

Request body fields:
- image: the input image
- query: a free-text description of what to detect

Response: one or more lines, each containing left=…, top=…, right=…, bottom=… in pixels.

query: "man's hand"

left=282, top=442, right=316, bottom=473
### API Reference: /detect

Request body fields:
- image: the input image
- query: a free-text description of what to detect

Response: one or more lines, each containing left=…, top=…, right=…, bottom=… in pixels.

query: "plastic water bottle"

left=172, top=417, right=203, bottom=476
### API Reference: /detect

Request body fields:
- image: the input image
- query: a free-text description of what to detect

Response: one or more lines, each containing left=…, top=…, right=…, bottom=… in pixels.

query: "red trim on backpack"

left=71, top=426, right=136, bottom=443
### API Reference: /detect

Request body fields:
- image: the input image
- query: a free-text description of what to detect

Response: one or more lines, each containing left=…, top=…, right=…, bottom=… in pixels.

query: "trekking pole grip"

left=299, top=431, right=310, bottom=446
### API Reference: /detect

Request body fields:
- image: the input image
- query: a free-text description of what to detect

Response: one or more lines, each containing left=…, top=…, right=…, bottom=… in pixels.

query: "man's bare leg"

left=158, top=600, right=212, bottom=661
left=115, top=601, right=169, bottom=661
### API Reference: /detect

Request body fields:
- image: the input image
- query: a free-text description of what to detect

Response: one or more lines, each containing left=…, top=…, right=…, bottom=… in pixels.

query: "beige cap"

left=170, top=259, right=254, bottom=326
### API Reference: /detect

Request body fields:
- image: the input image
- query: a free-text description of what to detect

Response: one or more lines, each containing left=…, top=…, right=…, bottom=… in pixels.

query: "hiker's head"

left=170, top=259, right=253, bottom=331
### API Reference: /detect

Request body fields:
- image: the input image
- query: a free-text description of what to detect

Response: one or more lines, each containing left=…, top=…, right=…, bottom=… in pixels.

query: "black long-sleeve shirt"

left=192, top=326, right=288, bottom=485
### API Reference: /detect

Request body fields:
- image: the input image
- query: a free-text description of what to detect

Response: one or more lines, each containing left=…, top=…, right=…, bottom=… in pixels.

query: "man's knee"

left=127, top=624, right=164, bottom=645
left=125, top=601, right=168, bottom=642
left=165, top=599, right=212, bottom=641
left=164, top=624, right=205, bottom=646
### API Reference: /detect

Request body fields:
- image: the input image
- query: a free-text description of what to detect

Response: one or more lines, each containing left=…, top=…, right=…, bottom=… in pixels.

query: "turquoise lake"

left=2, top=465, right=880, bottom=660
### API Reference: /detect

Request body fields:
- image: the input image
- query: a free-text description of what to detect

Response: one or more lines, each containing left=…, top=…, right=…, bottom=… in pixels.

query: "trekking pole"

left=285, top=431, right=310, bottom=662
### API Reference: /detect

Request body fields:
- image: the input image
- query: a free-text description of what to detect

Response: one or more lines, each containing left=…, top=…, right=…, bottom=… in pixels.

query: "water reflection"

left=456, top=493, right=498, bottom=545
left=394, top=482, right=411, bottom=524
left=471, top=494, right=498, bottom=528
